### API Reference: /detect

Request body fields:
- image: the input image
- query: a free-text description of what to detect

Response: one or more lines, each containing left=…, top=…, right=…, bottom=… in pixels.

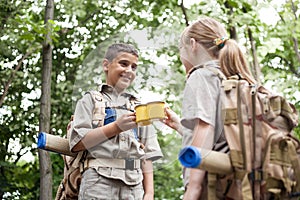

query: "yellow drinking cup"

left=135, top=104, right=151, bottom=126
left=135, top=101, right=165, bottom=126
left=147, top=101, right=165, bottom=121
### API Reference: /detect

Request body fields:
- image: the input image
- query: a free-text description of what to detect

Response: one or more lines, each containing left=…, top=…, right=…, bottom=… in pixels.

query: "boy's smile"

left=103, top=52, right=138, bottom=93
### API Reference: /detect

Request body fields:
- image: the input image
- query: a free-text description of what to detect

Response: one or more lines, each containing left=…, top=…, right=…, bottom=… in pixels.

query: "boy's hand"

left=115, top=112, right=137, bottom=132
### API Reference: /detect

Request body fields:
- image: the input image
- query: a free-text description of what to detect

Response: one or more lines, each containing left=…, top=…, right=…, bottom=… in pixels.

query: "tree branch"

left=265, top=53, right=300, bottom=78
left=278, top=1, right=300, bottom=75
left=0, top=51, right=32, bottom=108
left=180, top=0, right=189, bottom=26
left=14, top=148, right=29, bottom=164
left=290, top=0, right=300, bottom=64
left=292, top=37, right=300, bottom=64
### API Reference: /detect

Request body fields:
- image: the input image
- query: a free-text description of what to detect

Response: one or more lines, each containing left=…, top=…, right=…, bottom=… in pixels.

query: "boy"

left=69, top=43, right=163, bottom=199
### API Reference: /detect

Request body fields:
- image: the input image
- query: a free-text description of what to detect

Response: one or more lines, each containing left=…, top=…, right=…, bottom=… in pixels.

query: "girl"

left=164, top=17, right=256, bottom=199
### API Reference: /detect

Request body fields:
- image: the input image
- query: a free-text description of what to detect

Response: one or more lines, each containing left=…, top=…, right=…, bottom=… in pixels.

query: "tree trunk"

left=39, top=0, right=54, bottom=199
left=247, top=27, right=261, bottom=83
left=224, top=1, right=238, bottom=41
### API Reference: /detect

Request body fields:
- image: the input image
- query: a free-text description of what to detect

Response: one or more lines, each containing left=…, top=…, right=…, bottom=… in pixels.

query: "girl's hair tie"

left=214, top=37, right=229, bottom=48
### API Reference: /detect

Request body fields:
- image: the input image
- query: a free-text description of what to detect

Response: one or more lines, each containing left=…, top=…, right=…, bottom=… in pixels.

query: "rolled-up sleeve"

left=69, top=93, right=94, bottom=150
left=181, top=69, right=219, bottom=130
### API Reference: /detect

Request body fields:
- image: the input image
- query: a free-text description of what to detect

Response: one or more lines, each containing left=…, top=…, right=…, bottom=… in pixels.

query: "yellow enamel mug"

left=147, top=101, right=165, bottom=121
left=135, top=104, right=151, bottom=126
left=135, top=101, right=165, bottom=126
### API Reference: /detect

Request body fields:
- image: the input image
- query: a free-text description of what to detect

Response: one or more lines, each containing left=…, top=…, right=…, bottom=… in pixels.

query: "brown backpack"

left=191, top=65, right=300, bottom=200
left=55, top=148, right=84, bottom=200
left=217, top=75, right=300, bottom=200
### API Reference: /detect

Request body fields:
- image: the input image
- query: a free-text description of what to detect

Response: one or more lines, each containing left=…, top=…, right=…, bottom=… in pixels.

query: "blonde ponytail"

left=181, top=17, right=256, bottom=84
left=219, top=39, right=256, bottom=84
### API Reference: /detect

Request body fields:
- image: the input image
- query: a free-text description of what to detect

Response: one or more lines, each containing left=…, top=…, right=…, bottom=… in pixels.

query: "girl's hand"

left=163, top=107, right=182, bottom=135
left=183, top=185, right=202, bottom=200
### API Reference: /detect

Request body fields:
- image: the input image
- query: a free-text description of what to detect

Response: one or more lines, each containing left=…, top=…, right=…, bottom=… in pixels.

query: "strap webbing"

left=287, top=140, right=300, bottom=193
left=250, top=85, right=261, bottom=200
left=207, top=173, right=217, bottom=200
left=237, top=81, right=247, bottom=170
left=242, top=174, right=253, bottom=200
left=187, top=64, right=227, bottom=81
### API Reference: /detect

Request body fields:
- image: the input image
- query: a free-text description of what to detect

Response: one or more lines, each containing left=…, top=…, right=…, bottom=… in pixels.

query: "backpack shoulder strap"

left=87, top=90, right=106, bottom=127
left=188, top=64, right=227, bottom=81
left=128, top=95, right=140, bottom=111
left=88, top=90, right=104, bottom=103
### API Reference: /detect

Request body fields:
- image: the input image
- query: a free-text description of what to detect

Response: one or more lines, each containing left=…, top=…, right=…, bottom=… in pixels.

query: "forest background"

left=1, top=0, right=299, bottom=199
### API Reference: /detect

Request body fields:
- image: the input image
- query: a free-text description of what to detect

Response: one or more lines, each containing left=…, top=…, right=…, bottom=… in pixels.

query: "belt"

left=84, top=158, right=141, bottom=171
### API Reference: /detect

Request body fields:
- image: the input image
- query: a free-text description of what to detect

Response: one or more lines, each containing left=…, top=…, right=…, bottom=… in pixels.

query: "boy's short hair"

left=104, top=43, right=139, bottom=62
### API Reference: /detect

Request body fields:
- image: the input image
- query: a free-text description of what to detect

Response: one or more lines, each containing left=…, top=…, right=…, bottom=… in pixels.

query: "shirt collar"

left=97, top=84, right=139, bottom=102
left=186, top=60, right=220, bottom=79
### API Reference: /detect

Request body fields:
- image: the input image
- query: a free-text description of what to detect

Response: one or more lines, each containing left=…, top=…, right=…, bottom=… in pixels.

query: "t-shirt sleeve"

left=140, top=125, right=163, bottom=161
left=69, top=93, right=94, bottom=151
left=181, top=68, right=220, bottom=130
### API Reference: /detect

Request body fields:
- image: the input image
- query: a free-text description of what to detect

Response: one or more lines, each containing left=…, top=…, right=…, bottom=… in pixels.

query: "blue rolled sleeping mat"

left=37, top=132, right=76, bottom=157
left=178, top=146, right=232, bottom=174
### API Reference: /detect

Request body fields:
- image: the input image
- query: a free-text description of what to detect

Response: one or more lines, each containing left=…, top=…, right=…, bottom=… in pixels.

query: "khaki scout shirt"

left=180, top=61, right=228, bottom=186
left=181, top=60, right=226, bottom=148
left=70, top=84, right=163, bottom=185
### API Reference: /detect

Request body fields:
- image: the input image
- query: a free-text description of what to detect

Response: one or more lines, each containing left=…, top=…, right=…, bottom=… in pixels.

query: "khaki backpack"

left=191, top=65, right=300, bottom=200
left=55, top=90, right=140, bottom=200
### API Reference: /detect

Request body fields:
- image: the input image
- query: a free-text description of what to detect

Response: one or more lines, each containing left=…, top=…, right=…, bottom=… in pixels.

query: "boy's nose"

left=125, top=65, right=134, bottom=72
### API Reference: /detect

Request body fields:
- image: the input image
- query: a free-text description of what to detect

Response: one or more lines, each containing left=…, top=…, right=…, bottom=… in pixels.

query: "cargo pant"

left=79, top=168, right=144, bottom=200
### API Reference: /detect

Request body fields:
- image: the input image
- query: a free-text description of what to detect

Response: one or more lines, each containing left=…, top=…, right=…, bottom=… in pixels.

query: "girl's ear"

left=190, top=38, right=198, bottom=52
left=102, top=59, right=109, bottom=72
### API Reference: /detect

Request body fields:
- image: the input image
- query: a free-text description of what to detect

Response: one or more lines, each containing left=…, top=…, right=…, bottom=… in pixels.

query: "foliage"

left=0, top=0, right=299, bottom=199
left=154, top=129, right=184, bottom=199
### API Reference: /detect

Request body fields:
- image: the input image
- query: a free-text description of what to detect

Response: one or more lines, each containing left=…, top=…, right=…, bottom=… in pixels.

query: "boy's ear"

left=102, top=59, right=109, bottom=72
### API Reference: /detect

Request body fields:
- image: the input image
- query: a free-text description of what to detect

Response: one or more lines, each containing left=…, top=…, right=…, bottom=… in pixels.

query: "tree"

left=39, top=0, right=54, bottom=199
left=0, top=1, right=44, bottom=198
left=0, top=0, right=299, bottom=199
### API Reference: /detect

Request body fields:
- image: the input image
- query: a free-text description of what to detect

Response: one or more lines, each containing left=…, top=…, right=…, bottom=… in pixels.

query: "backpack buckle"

left=125, top=158, right=135, bottom=170
left=249, top=169, right=263, bottom=182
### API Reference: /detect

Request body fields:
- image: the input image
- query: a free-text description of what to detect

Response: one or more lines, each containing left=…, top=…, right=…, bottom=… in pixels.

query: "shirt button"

left=121, top=136, right=126, bottom=141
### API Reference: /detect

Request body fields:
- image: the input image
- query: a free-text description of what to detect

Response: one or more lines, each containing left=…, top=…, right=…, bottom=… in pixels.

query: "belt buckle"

left=125, top=158, right=134, bottom=170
